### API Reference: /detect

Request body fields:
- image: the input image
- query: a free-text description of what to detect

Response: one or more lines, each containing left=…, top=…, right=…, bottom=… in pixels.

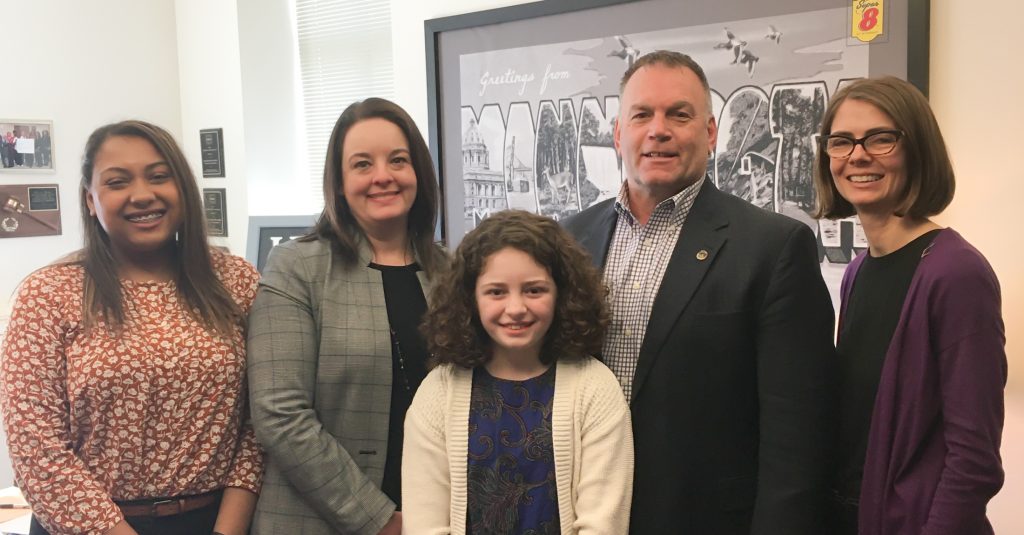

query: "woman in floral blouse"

left=0, top=120, right=263, bottom=535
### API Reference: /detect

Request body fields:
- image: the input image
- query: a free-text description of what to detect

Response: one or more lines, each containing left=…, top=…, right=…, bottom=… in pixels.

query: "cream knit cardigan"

left=402, top=356, right=634, bottom=535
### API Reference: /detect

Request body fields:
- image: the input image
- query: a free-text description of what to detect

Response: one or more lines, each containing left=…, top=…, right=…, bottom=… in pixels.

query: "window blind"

left=295, top=0, right=394, bottom=208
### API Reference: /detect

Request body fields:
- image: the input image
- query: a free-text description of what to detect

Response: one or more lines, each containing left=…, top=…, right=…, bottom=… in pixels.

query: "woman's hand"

left=378, top=511, right=402, bottom=535
left=212, top=487, right=258, bottom=535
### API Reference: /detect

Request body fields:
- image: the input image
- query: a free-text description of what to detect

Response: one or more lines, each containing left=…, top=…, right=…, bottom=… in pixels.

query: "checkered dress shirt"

left=602, top=176, right=705, bottom=401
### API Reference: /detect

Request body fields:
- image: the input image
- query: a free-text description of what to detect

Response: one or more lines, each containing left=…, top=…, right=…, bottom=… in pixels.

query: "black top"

left=834, top=229, right=941, bottom=501
left=370, top=262, right=430, bottom=509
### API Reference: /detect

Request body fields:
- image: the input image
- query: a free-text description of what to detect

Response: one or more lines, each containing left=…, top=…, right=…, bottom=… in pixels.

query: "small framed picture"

left=28, top=186, right=60, bottom=211
left=0, top=120, right=55, bottom=173
left=200, top=128, right=225, bottom=177
left=245, top=215, right=316, bottom=272
left=0, top=184, right=62, bottom=238
left=203, top=188, right=228, bottom=237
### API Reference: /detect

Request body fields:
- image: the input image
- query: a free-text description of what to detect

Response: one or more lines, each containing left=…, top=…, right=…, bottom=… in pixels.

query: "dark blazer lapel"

left=572, top=198, right=618, bottom=268
left=631, top=181, right=730, bottom=402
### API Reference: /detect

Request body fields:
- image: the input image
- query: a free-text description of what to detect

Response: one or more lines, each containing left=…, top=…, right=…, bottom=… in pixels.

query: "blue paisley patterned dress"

left=466, top=365, right=559, bottom=535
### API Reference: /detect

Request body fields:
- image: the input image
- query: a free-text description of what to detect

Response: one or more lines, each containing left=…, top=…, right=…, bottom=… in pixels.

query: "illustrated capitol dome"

left=462, top=119, right=489, bottom=170
left=461, top=118, right=507, bottom=227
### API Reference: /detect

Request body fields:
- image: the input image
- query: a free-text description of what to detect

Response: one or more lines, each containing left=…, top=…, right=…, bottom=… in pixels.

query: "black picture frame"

left=425, top=0, right=929, bottom=249
left=200, top=128, right=226, bottom=178
left=27, top=186, right=59, bottom=211
left=245, top=215, right=317, bottom=272
left=203, top=188, right=228, bottom=237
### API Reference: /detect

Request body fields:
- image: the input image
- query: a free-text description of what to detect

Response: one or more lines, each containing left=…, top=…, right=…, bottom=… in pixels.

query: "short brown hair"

left=620, top=50, right=712, bottom=111
left=303, top=97, right=445, bottom=276
left=424, top=210, right=608, bottom=369
left=813, top=76, right=955, bottom=219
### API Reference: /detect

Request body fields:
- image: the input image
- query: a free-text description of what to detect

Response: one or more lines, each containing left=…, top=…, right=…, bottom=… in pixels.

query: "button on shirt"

left=602, top=176, right=705, bottom=401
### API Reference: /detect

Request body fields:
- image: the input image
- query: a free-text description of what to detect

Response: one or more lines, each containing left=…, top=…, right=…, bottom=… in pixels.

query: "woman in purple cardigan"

left=813, top=76, right=1006, bottom=535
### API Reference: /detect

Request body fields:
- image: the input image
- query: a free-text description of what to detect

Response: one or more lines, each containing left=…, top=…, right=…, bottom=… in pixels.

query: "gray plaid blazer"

left=247, top=237, right=434, bottom=534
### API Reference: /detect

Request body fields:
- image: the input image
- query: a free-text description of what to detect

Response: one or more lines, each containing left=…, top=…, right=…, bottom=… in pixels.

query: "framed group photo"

left=425, top=0, right=929, bottom=302
left=0, top=119, right=55, bottom=172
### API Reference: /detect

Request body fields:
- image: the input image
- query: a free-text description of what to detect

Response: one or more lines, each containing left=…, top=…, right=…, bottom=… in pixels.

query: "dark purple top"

left=840, top=229, right=1006, bottom=535
left=466, top=366, right=559, bottom=534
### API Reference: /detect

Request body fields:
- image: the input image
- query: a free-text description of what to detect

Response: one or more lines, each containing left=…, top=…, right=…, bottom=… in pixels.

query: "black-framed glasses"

left=821, top=130, right=903, bottom=158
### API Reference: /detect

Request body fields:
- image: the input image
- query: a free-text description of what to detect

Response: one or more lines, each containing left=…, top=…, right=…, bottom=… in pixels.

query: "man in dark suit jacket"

left=563, top=50, right=836, bottom=534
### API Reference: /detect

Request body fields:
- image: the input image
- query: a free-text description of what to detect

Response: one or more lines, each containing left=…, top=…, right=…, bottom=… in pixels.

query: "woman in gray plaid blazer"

left=247, top=98, right=447, bottom=535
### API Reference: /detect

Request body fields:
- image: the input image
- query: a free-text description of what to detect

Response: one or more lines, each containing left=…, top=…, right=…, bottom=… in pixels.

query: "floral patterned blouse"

left=0, top=252, right=264, bottom=535
left=467, top=365, right=560, bottom=535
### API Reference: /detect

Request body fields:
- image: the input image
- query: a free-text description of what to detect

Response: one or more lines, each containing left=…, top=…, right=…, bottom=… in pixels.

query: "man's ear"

left=706, top=115, right=719, bottom=154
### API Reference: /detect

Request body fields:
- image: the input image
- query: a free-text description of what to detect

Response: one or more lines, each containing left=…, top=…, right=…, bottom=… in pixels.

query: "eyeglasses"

left=821, top=130, right=903, bottom=158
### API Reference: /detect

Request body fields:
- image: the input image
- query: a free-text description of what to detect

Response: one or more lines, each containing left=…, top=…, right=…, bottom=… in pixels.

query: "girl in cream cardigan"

left=402, top=210, right=633, bottom=535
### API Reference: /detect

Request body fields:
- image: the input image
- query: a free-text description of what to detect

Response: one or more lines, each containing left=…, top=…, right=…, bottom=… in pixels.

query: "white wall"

left=929, top=3, right=1024, bottom=531
left=0, top=0, right=183, bottom=316
left=175, top=0, right=249, bottom=255
left=930, top=1, right=1023, bottom=391
left=0, top=0, right=183, bottom=486
left=237, top=0, right=312, bottom=218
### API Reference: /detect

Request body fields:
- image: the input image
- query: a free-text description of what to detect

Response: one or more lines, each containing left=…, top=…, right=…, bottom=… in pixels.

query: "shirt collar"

left=613, top=174, right=707, bottom=226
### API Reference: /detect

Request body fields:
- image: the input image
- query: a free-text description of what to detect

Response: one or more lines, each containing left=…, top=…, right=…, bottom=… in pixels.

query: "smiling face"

left=615, top=64, right=717, bottom=204
left=85, top=135, right=182, bottom=262
left=828, top=99, right=907, bottom=216
left=341, top=118, right=417, bottom=235
left=475, top=247, right=557, bottom=366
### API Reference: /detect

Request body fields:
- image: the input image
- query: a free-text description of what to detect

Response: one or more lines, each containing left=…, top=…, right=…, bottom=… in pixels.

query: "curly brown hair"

left=424, top=210, right=608, bottom=369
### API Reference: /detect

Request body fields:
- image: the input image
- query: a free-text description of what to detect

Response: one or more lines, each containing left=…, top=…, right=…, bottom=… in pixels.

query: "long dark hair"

left=77, top=120, right=241, bottom=333
left=302, top=97, right=445, bottom=275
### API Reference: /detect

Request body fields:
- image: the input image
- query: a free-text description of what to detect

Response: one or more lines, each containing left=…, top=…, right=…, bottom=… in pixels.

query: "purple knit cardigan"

left=840, top=228, right=1006, bottom=535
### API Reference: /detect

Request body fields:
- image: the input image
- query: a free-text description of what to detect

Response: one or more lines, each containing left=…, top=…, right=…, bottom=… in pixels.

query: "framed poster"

left=200, top=128, right=225, bottom=177
left=0, top=184, right=62, bottom=238
left=0, top=119, right=55, bottom=173
left=245, top=215, right=317, bottom=272
left=203, top=188, right=228, bottom=237
left=426, top=0, right=928, bottom=303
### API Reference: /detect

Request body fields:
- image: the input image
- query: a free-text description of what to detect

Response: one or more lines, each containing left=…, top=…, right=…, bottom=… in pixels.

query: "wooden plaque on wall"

left=0, top=184, right=62, bottom=238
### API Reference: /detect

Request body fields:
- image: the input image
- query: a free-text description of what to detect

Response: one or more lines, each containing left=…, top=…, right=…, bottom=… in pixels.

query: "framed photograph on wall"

left=425, top=0, right=928, bottom=302
left=0, top=119, right=55, bottom=173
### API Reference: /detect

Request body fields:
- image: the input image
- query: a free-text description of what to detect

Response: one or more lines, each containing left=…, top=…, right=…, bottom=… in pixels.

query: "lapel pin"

left=696, top=249, right=709, bottom=261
